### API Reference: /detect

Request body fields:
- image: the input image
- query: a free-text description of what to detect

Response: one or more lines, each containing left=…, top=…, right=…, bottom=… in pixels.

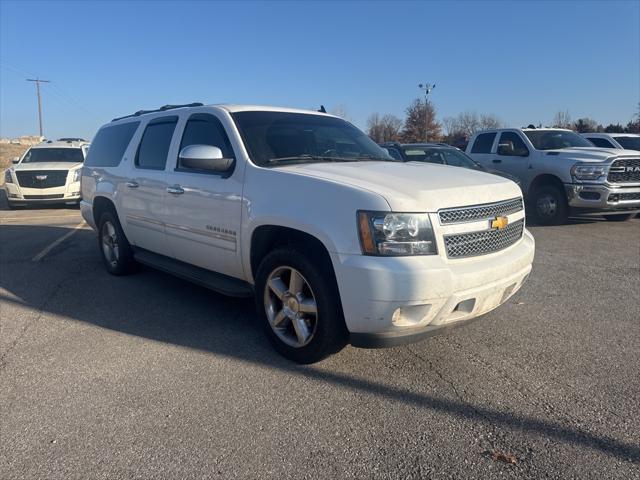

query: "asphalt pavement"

left=1, top=201, right=639, bottom=479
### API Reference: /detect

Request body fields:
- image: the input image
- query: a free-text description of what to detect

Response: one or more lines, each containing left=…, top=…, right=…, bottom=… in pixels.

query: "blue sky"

left=1, top=0, right=638, bottom=140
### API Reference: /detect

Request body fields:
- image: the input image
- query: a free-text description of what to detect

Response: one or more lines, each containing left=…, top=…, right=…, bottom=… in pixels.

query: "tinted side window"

left=85, top=122, right=140, bottom=167
left=136, top=116, right=178, bottom=170
left=588, top=137, right=615, bottom=148
left=179, top=114, right=234, bottom=169
left=471, top=133, right=497, bottom=153
left=497, top=132, right=529, bottom=156
left=386, top=147, right=403, bottom=161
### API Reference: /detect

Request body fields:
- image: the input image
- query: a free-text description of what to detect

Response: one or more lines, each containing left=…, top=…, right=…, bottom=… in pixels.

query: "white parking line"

left=0, top=214, right=81, bottom=223
left=31, top=222, right=86, bottom=262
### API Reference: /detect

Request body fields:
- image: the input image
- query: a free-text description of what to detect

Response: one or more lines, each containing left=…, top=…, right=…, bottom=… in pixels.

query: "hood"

left=277, top=161, right=521, bottom=211
left=541, top=147, right=631, bottom=163
left=13, top=162, right=82, bottom=171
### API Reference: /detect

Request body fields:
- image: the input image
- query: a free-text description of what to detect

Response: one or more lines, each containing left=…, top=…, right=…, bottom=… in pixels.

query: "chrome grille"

left=438, top=197, right=523, bottom=225
left=15, top=170, right=68, bottom=188
left=608, top=158, right=640, bottom=183
left=609, top=192, right=640, bottom=202
left=444, top=219, right=524, bottom=258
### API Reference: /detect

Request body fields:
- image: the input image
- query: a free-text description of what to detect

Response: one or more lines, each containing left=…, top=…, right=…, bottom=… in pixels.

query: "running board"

left=133, top=249, right=254, bottom=298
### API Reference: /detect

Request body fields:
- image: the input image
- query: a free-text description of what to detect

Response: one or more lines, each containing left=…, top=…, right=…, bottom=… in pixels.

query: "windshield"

left=614, top=136, right=640, bottom=150
left=231, top=111, right=392, bottom=166
left=523, top=130, right=593, bottom=150
left=402, top=146, right=481, bottom=169
left=21, top=147, right=85, bottom=163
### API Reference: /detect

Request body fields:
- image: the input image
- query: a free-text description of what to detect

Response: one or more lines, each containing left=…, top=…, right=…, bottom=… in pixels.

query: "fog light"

left=392, top=304, right=432, bottom=326
left=579, top=191, right=601, bottom=201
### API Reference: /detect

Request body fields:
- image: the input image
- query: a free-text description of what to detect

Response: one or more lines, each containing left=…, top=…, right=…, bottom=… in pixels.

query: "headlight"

left=71, top=168, right=82, bottom=183
left=4, top=170, right=13, bottom=184
left=571, top=163, right=607, bottom=181
left=357, top=211, right=437, bottom=256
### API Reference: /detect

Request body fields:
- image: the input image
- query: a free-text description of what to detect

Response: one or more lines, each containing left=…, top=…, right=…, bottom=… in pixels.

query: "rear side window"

left=587, top=137, right=615, bottom=148
left=85, top=122, right=139, bottom=167
left=471, top=133, right=496, bottom=153
left=136, top=116, right=178, bottom=170
left=179, top=113, right=234, bottom=168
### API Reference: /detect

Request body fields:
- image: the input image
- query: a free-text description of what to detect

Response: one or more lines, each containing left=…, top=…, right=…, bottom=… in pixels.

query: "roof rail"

left=111, top=102, right=204, bottom=122
left=58, top=137, right=87, bottom=142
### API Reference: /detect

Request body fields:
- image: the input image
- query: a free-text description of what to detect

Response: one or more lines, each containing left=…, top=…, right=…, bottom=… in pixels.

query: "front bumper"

left=332, top=229, right=535, bottom=347
left=4, top=181, right=82, bottom=205
left=565, top=183, right=640, bottom=212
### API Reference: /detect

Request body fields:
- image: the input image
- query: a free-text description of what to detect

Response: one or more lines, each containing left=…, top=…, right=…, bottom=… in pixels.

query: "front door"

left=163, top=112, right=244, bottom=279
left=492, top=131, right=531, bottom=186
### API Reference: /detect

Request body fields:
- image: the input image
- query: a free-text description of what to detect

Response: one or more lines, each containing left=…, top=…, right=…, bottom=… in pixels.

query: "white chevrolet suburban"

left=81, top=103, right=534, bottom=363
left=466, top=128, right=640, bottom=224
left=4, top=140, right=89, bottom=208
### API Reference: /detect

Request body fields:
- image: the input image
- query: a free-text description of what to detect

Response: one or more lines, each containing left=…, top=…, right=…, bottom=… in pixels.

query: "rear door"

left=162, top=111, right=244, bottom=278
left=119, top=115, right=178, bottom=256
left=467, top=132, right=498, bottom=167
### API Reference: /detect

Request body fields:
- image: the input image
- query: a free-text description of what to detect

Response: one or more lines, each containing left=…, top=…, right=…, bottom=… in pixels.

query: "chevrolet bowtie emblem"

left=491, top=216, right=509, bottom=230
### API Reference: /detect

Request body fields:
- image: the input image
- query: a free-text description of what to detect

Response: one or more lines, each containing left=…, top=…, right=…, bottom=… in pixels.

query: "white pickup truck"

left=466, top=128, right=640, bottom=224
left=81, top=103, right=534, bottom=363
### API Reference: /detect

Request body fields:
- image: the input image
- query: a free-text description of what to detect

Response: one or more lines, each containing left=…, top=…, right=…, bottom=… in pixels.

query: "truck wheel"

left=255, top=247, right=348, bottom=364
left=603, top=214, right=634, bottom=222
left=531, top=185, right=568, bottom=225
left=98, top=210, right=136, bottom=275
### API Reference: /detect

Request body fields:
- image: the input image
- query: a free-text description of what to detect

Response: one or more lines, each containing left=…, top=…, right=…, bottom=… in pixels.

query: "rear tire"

left=531, top=185, right=569, bottom=226
left=97, top=210, right=136, bottom=275
left=603, top=214, right=634, bottom=222
left=255, top=246, right=348, bottom=364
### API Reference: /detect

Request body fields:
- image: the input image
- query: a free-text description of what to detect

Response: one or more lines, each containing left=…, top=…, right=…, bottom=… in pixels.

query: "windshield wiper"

left=267, top=154, right=333, bottom=166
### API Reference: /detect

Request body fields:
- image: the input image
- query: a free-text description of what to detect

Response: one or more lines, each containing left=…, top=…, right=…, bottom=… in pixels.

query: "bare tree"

left=367, top=113, right=402, bottom=143
left=552, top=110, right=573, bottom=129
left=479, top=114, right=503, bottom=130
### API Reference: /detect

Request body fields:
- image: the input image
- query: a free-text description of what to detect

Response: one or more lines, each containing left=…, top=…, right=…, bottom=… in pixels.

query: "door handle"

left=166, top=185, right=184, bottom=195
left=126, top=181, right=139, bottom=188
left=492, top=159, right=502, bottom=164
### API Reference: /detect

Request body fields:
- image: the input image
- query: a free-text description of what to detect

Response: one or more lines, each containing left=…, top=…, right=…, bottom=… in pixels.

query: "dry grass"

left=0, top=144, right=29, bottom=185
left=1, top=144, right=29, bottom=170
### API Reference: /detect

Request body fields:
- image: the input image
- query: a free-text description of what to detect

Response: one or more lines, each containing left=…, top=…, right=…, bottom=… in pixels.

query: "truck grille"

left=438, top=197, right=523, bottom=225
left=608, top=158, right=640, bottom=183
left=444, top=219, right=524, bottom=259
left=608, top=192, right=640, bottom=202
left=15, top=170, right=68, bottom=189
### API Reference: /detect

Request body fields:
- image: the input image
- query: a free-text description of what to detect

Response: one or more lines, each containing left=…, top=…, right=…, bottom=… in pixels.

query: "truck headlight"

left=4, top=170, right=13, bottom=184
left=358, top=211, right=437, bottom=256
left=71, top=168, right=82, bottom=183
left=571, top=163, right=607, bottom=181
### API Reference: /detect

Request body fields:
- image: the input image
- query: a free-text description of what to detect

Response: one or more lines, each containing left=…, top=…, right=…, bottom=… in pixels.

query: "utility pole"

left=27, top=78, right=50, bottom=137
left=418, top=83, right=435, bottom=142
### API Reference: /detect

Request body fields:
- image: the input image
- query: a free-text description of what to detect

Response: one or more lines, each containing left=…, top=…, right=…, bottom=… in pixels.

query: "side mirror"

left=178, top=145, right=233, bottom=172
left=12, top=157, right=20, bottom=164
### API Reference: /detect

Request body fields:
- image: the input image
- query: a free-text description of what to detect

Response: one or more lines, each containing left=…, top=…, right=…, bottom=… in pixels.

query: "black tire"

left=255, top=246, right=348, bottom=364
left=97, top=210, right=136, bottom=275
left=531, top=185, right=569, bottom=226
left=603, top=213, right=634, bottom=222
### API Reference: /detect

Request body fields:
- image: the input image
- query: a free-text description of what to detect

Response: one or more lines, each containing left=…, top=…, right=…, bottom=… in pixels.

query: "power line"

left=26, top=78, right=51, bottom=137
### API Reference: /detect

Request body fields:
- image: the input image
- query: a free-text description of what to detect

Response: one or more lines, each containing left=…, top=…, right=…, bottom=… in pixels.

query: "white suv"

left=81, top=103, right=535, bottom=363
left=582, top=133, right=640, bottom=151
left=4, top=140, right=89, bottom=208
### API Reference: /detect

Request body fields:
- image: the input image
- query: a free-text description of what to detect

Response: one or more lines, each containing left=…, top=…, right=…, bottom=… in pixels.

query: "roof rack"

left=58, top=137, right=87, bottom=142
left=111, top=103, right=204, bottom=122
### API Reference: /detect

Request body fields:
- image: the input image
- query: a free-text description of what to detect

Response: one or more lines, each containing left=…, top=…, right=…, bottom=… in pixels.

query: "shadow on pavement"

left=1, top=223, right=638, bottom=464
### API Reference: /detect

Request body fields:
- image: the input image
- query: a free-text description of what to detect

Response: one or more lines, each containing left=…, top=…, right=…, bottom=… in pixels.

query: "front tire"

left=531, top=185, right=569, bottom=226
left=98, top=210, right=136, bottom=275
left=603, top=214, right=634, bottom=222
left=255, top=247, right=348, bottom=364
